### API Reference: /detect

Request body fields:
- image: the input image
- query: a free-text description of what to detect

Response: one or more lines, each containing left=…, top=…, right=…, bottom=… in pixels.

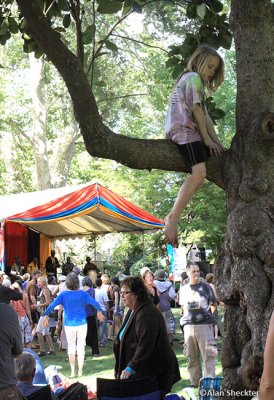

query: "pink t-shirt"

left=165, top=72, right=206, bottom=144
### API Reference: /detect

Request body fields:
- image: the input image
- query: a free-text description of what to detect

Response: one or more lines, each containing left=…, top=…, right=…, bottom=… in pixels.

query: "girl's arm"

left=259, top=312, right=274, bottom=399
left=205, top=112, right=225, bottom=149
left=193, top=105, right=224, bottom=156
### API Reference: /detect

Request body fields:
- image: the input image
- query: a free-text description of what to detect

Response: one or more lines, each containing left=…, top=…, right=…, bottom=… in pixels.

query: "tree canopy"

left=0, top=0, right=234, bottom=252
left=0, top=0, right=233, bottom=187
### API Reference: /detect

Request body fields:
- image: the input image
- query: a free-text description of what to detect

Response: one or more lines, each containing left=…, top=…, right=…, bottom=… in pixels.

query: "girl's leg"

left=45, top=334, right=55, bottom=352
left=37, top=332, right=46, bottom=352
left=164, top=162, right=207, bottom=247
left=36, top=317, right=46, bottom=353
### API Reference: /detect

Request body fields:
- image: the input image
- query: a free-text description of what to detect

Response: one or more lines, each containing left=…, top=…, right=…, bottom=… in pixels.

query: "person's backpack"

left=158, top=285, right=172, bottom=312
left=57, top=382, right=88, bottom=400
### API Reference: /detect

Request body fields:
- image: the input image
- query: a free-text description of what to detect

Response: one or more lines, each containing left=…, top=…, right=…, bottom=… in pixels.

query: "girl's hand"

left=205, top=139, right=224, bottom=157
left=97, top=311, right=105, bottom=322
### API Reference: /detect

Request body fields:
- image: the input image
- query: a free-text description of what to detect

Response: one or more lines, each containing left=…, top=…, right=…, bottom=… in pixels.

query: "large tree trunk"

left=214, top=1, right=274, bottom=398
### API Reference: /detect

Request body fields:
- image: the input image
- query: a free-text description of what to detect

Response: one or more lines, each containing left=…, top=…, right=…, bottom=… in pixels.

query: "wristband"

left=125, top=366, right=136, bottom=375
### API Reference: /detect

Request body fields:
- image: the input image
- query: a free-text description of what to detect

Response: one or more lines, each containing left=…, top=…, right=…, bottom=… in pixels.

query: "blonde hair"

left=101, top=274, right=110, bottom=284
left=186, top=44, right=224, bottom=93
left=37, top=276, right=48, bottom=286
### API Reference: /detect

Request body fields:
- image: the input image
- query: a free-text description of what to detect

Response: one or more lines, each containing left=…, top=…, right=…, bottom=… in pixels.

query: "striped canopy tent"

left=0, top=183, right=164, bottom=270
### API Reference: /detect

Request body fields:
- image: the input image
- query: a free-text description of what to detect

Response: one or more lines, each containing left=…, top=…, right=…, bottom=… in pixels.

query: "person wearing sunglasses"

left=113, top=276, right=180, bottom=397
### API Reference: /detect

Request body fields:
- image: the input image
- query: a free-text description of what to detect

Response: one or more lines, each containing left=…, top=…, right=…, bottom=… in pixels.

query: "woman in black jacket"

left=113, top=276, right=180, bottom=397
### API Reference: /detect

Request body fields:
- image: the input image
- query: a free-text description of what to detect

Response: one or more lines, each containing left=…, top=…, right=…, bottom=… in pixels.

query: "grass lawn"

left=40, top=307, right=223, bottom=398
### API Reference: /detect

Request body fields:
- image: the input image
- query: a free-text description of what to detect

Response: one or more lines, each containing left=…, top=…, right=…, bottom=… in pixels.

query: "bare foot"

left=164, top=215, right=179, bottom=248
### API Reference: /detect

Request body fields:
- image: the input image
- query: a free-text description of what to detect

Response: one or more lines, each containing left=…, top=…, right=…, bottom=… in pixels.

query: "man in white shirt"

left=179, top=262, right=217, bottom=387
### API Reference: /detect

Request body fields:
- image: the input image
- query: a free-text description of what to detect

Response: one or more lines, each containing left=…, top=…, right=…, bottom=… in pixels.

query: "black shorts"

left=31, top=310, right=40, bottom=324
left=177, top=141, right=210, bottom=167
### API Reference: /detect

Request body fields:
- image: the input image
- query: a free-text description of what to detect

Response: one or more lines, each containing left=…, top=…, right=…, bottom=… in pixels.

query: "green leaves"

left=166, top=56, right=180, bottom=68
left=83, top=24, right=96, bottom=45
left=206, top=96, right=226, bottom=123
left=184, top=0, right=231, bottom=50
left=133, top=1, right=142, bottom=14
left=62, top=13, right=71, bottom=29
left=96, top=0, right=123, bottom=14
left=95, top=0, right=143, bottom=15
left=105, top=39, right=118, bottom=53
left=206, top=0, right=223, bottom=13
left=8, top=17, right=18, bottom=34
left=0, top=18, right=9, bottom=35
left=197, top=4, right=207, bottom=19
left=166, top=34, right=199, bottom=78
left=0, top=17, right=11, bottom=45
left=219, top=30, right=233, bottom=50
left=57, top=0, right=70, bottom=12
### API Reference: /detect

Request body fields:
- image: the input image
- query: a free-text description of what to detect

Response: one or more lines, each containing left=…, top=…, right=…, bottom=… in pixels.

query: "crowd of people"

left=1, top=253, right=273, bottom=399
left=0, top=250, right=218, bottom=397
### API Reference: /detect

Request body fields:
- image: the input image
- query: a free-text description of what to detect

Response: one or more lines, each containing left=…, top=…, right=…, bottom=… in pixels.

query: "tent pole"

left=142, top=232, right=145, bottom=259
left=94, top=236, right=97, bottom=261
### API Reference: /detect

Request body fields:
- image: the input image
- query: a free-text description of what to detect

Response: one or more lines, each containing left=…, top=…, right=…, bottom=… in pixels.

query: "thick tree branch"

left=15, top=0, right=225, bottom=189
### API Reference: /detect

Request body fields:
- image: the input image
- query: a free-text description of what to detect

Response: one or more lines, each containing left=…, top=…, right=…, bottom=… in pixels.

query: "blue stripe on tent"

left=99, top=198, right=164, bottom=227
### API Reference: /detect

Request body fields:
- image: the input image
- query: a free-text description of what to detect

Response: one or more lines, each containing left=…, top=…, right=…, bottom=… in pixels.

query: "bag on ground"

left=57, top=382, right=88, bottom=400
